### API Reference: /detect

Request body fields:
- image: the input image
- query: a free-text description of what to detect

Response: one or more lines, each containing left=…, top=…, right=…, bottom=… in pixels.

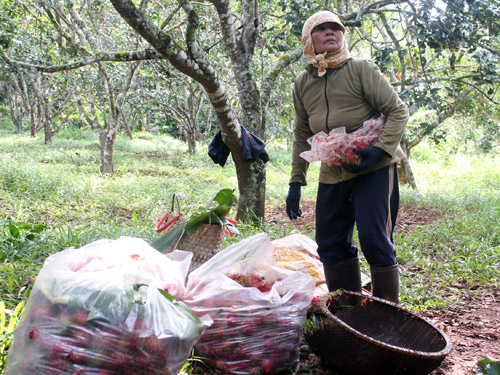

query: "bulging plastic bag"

left=272, top=234, right=371, bottom=312
left=300, top=115, right=385, bottom=166
left=184, top=233, right=315, bottom=374
left=6, top=236, right=211, bottom=375
left=272, top=234, right=329, bottom=313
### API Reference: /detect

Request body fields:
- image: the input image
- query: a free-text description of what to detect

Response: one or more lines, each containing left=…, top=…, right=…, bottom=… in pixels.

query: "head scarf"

left=302, top=11, right=351, bottom=77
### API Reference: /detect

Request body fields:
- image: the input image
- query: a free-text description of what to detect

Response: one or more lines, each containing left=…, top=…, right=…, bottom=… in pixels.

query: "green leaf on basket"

left=184, top=189, right=237, bottom=235
left=150, top=220, right=186, bottom=251
left=491, top=363, right=500, bottom=374
left=184, top=210, right=214, bottom=235
left=152, top=188, right=238, bottom=249
left=209, top=188, right=238, bottom=207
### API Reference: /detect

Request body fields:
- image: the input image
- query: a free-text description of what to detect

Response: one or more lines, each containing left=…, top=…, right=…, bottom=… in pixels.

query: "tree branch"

left=0, top=49, right=165, bottom=73
left=240, top=0, right=259, bottom=59
left=109, top=0, right=242, bottom=147
left=109, top=0, right=221, bottom=91
left=38, top=0, right=92, bottom=57
left=408, top=86, right=474, bottom=150
left=391, top=73, right=485, bottom=87
left=457, top=80, right=500, bottom=105
left=160, top=4, right=182, bottom=30
left=379, top=11, right=406, bottom=88
left=178, top=0, right=206, bottom=66
left=208, top=0, right=239, bottom=65
left=261, top=46, right=302, bottom=110
left=343, top=0, right=409, bottom=20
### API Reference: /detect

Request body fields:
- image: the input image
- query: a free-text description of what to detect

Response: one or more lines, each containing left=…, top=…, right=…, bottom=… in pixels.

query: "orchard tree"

left=105, top=0, right=312, bottom=220
left=107, top=0, right=499, bottom=201
left=337, top=0, right=500, bottom=186
left=1, top=0, right=305, bottom=220
left=0, top=0, right=157, bottom=172
left=139, top=63, right=210, bottom=153
left=1, top=0, right=498, bottom=219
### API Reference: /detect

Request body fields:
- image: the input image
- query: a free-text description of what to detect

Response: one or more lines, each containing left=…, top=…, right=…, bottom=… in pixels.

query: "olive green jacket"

left=290, top=58, right=409, bottom=185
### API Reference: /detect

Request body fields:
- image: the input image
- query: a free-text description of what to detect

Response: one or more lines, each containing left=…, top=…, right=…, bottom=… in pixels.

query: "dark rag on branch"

left=208, top=127, right=270, bottom=167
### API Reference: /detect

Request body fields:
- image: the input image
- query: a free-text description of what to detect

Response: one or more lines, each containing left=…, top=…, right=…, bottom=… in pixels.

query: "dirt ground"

left=266, top=202, right=500, bottom=375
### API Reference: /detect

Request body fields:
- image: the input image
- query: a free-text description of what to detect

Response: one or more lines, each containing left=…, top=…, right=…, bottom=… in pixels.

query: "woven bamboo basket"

left=161, top=219, right=225, bottom=272
left=304, top=290, right=452, bottom=375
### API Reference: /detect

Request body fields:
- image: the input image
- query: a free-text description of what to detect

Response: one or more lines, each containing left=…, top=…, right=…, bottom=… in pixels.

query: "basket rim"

left=319, top=290, right=453, bottom=359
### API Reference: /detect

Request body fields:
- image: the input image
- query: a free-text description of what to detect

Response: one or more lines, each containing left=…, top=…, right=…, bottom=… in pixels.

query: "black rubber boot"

left=323, top=257, right=362, bottom=294
left=370, top=264, right=400, bottom=304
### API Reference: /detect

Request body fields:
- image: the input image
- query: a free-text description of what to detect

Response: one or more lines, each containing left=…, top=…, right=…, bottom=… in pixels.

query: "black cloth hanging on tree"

left=208, top=126, right=270, bottom=167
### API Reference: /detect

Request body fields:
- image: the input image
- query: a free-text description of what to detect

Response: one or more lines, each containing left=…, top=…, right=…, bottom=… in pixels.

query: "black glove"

left=343, top=146, right=388, bottom=173
left=286, top=182, right=302, bottom=220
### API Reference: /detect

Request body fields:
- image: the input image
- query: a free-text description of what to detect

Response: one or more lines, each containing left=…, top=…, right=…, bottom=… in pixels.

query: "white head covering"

left=302, top=11, right=346, bottom=59
left=300, top=11, right=350, bottom=76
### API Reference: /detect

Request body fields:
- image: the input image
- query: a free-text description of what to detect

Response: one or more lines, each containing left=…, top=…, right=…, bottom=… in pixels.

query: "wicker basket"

left=304, top=290, right=452, bottom=375
left=154, top=194, right=226, bottom=272
left=160, top=220, right=225, bottom=272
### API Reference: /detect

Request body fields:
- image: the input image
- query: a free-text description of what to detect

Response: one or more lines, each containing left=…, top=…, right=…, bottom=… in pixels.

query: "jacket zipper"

left=323, top=73, right=343, bottom=180
left=323, top=75, right=330, bottom=132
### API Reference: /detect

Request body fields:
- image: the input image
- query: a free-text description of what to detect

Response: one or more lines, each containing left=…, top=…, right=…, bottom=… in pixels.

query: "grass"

left=0, top=127, right=499, bottom=372
left=394, top=151, right=500, bottom=310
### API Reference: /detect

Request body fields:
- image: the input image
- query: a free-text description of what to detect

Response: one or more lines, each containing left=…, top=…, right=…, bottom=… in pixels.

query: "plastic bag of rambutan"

left=5, top=236, right=212, bottom=375
left=300, top=115, right=386, bottom=166
left=183, top=233, right=316, bottom=374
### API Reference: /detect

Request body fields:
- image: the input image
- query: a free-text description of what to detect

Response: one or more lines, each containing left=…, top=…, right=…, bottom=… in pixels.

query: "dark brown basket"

left=304, top=290, right=452, bottom=375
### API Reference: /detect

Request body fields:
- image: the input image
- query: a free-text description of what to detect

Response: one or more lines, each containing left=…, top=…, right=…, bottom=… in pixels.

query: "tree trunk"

left=10, top=72, right=35, bottom=136
left=99, top=128, right=116, bottom=173
left=42, top=98, right=53, bottom=144
left=234, top=157, right=266, bottom=220
left=398, top=157, right=417, bottom=188
left=120, top=110, right=134, bottom=139
left=7, top=84, right=24, bottom=133
left=107, top=0, right=285, bottom=221
left=29, top=100, right=37, bottom=136
left=22, top=74, right=37, bottom=137
left=33, top=71, right=54, bottom=144
left=398, top=136, right=417, bottom=189
left=187, top=129, right=196, bottom=153
left=213, top=0, right=266, bottom=221
left=44, top=117, right=53, bottom=144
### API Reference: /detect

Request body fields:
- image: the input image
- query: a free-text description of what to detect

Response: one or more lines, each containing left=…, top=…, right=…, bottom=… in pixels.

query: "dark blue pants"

left=315, top=164, right=399, bottom=267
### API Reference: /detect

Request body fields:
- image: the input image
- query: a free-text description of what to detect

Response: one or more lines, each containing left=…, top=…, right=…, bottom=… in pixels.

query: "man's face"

left=311, top=22, right=345, bottom=54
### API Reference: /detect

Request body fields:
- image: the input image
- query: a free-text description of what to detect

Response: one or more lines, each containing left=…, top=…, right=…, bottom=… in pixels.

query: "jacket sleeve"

left=290, top=77, right=313, bottom=186
left=359, top=60, right=409, bottom=158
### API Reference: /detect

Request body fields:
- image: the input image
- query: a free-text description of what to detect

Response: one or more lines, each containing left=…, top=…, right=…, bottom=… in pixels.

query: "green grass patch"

left=0, top=129, right=499, bottom=372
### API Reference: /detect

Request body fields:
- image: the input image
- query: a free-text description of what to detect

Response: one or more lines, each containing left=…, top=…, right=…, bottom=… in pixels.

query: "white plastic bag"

left=300, top=115, right=385, bottom=166
left=184, top=233, right=315, bottom=374
left=272, top=234, right=329, bottom=312
left=6, top=236, right=211, bottom=375
left=272, top=234, right=371, bottom=312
